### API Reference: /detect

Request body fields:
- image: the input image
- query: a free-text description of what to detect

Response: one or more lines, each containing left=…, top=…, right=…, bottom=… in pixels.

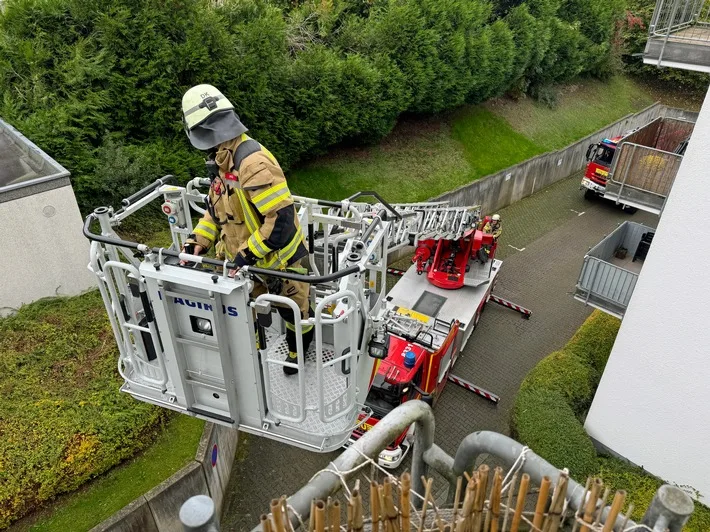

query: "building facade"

left=0, top=118, right=95, bottom=315
left=585, top=88, right=710, bottom=501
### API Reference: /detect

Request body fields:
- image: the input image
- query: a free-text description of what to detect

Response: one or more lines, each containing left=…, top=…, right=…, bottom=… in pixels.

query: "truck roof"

left=601, top=136, right=622, bottom=147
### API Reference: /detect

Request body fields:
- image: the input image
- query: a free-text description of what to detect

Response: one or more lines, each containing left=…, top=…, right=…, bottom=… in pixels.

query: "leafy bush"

left=0, top=291, right=166, bottom=527
left=563, top=309, right=621, bottom=380
left=0, top=0, right=625, bottom=217
left=519, top=349, right=594, bottom=415
left=511, top=311, right=618, bottom=471
left=511, top=311, right=614, bottom=478
left=599, top=457, right=710, bottom=531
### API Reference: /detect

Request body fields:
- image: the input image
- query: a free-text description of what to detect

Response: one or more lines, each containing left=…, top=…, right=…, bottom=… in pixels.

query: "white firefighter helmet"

left=182, top=84, right=247, bottom=150
left=492, top=214, right=501, bottom=222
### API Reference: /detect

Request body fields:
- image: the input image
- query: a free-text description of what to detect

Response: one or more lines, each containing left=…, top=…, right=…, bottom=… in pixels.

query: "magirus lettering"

left=158, top=292, right=238, bottom=316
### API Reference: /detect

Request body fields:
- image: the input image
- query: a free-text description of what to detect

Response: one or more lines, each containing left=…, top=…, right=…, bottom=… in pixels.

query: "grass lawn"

left=289, top=115, right=472, bottom=202
left=16, top=415, right=204, bottom=532
left=485, top=76, right=653, bottom=150
left=289, top=76, right=659, bottom=203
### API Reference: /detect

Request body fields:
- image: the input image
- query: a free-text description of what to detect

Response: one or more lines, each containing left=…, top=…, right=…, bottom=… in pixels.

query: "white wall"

left=585, top=88, right=710, bottom=501
left=0, top=185, right=95, bottom=315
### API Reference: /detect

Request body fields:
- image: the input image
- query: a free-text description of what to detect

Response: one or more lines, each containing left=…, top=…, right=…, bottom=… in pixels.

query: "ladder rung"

left=175, top=335, right=220, bottom=351
left=185, top=376, right=227, bottom=393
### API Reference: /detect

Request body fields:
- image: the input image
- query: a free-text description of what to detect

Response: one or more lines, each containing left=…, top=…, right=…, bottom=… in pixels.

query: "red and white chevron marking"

left=386, top=268, right=407, bottom=277
left=489, top=294, right=532, bottom=318
left=448, top=374, right=500, bottom=404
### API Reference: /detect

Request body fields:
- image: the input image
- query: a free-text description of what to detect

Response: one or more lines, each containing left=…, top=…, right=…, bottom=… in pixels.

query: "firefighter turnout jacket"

left=483, top=221, right=502, bottom=240
left=186, top=134, right=311, bottom=319
left=187, top=134, right=307, bottom=269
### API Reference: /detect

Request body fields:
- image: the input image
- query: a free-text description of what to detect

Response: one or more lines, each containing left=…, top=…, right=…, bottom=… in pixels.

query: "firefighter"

left=477, top=214, right=502, bottom=263
left=180, top=84, right=312, bottom=375
left=483, top=214, right=502, bottom=240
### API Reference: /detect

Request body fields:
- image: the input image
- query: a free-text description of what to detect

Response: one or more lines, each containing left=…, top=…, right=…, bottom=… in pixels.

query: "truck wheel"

left=584, top=189, right=595, bottom=201
left=622, top=205, right=638, bottom=214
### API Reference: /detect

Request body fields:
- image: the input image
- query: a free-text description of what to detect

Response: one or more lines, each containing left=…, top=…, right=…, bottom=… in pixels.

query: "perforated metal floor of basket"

left=263, top=331, right=354, bottom=436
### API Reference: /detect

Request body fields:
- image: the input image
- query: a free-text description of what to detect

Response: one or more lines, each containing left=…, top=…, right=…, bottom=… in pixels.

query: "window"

left=594, top=145, right=615, bottom=166
left=365, top=384, right=403, bottom=418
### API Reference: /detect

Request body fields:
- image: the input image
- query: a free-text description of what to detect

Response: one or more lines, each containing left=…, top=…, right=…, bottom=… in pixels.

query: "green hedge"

left=511, top=310, right=710, bottom=530
left=0, top=292, right=166, bottom=528
left=0, top=0, right=623, bottom=216
left=512, top=311, right=620, bottom=474
left=513, top=387, right=599, bottom=479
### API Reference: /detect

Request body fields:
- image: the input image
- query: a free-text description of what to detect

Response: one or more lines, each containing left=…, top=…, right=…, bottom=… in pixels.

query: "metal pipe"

left=121, top=174, right=174, bottom=207
left=423, top=444, right=458, bottom=486
left=84, top=212, right=362, bottom=284
left=449, top=431, right=641, bottom=531
left=250, top=400, right=436, bottom=532
left=293, top=195, right=344, bottom=209
left=641, top=485, right=694, bottom=532
left=186, top=177, right=210, bottom=215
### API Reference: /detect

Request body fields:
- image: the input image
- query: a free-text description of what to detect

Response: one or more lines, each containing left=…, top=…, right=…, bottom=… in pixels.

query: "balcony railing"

left=644, top=0, right=710, bottom=71
left=574, top=221, right=656, bottom=318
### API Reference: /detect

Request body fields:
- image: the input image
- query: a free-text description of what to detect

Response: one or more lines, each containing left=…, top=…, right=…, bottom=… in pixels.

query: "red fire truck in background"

left=581, top=136, right=622, bottom=200
left=349, top=216, right=526, bottom=468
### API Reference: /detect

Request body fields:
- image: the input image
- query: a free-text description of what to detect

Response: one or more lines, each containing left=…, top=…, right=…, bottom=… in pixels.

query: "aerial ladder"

left=83, top=177, right=500, bottom=453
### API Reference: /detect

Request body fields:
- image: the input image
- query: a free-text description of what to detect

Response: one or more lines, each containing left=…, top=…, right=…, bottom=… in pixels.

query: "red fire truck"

left=349, top=217, right=514, bottom=468
left=581, top=136, right=621, bottom=200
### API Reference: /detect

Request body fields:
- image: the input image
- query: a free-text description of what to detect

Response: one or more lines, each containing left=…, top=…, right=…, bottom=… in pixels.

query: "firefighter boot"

left=283, top=320, right=315, bottom=375
left=283, top=351, right=299, bottom=376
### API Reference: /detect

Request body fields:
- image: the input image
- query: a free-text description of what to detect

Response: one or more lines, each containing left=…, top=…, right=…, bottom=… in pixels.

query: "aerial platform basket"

left=84, top=177, right=493, bottom=453
left=84, top=179, right=386, bottom=452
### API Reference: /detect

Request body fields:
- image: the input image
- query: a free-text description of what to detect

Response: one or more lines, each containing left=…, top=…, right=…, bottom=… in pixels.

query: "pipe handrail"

left=250, top=400, right=436, bottom=532
left=83, top=212, right=361, bottom=284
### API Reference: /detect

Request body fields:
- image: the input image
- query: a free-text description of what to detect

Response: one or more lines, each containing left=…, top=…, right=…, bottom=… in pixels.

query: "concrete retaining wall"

left=0, top=183, right=96, bottom=316
left=433, top=104, right=699, bottom=212
left=90, top=423, right=238, bottom=532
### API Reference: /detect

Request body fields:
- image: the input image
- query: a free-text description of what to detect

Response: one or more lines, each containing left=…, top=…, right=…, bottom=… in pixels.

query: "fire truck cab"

left=582, top=137, right=620, bottom=199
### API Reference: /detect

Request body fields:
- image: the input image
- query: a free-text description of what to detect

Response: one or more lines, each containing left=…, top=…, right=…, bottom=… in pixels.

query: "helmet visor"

left=185, top=110, right=248, bottom=150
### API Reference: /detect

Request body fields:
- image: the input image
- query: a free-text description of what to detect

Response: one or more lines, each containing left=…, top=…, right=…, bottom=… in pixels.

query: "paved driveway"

left=220, top=174, right=657, bottom=530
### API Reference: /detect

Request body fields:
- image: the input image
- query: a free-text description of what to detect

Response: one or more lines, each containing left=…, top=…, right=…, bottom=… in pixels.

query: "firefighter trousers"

left=250, top=260, right=314, bottom=355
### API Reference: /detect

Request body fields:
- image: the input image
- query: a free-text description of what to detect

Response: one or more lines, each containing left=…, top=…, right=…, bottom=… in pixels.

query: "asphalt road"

left=220, top=174, right=657, bottom=530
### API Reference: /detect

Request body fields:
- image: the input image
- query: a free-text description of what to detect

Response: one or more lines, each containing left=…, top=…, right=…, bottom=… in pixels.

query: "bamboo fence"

left=260, top=468, right=634, bottom=532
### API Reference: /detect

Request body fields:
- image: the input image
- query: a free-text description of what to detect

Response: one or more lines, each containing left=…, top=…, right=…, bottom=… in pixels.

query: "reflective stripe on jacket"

left=188, top=134, right=307, bottom=269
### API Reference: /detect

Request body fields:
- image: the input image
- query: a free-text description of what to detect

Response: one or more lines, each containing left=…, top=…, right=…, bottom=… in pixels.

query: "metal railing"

left=576, top=256, right=640, bottom=318
left=177, top=401, right=696, bottom=531
left=574, top=222, right=655, bottom=318
left=650, top=0, right=710, bottom=40
left=648, top=0, right=710, bottom=72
